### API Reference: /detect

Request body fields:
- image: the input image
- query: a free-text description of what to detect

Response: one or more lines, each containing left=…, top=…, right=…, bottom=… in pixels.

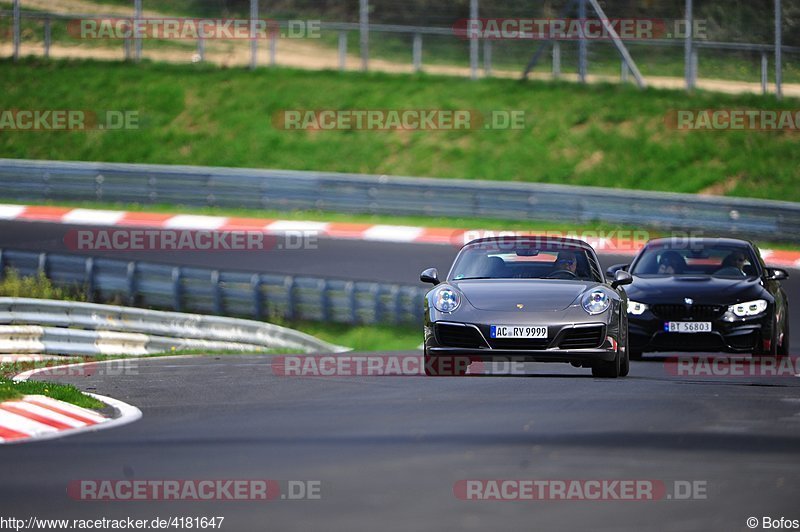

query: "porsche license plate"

left=665, top=322, right=712, bottom=333
left=490, top=325, right=548, bottom=339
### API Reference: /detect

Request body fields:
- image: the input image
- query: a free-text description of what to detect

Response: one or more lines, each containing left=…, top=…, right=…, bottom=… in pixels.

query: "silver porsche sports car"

left=420, top=236, right=632, bottom=377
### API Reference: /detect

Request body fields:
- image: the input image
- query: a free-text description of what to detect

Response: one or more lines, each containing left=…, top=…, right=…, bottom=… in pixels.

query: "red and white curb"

left=1, top=361, right=142, bottom=445
left=2, top=203, right=800, bottom=269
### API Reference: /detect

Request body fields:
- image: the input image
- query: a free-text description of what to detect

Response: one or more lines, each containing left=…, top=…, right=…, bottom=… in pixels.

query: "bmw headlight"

left=729, top=299, right=768, bottom=317
left=627, top=300, right=649, bottom=315
left=583, top=291, right=610, bottom=315
left=432, top=286, right=460, bottom=313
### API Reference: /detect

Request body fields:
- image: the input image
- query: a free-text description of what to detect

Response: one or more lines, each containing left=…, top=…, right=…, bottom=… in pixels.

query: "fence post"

left=269, top=26, right=277, bottom=66
left=338, top=31, right=347, bottom=71
left=37, top=252, right=47, bottom=277
left=552, top=41, right=560, bottom=79
left=621, top=59, right=628, bottom=82
left=359, top=0, right=369, bottom=71
left=761, top=52, right=768, bottom=95
left=578, top=0, right=587, bottom=83
left=171, top=267, right=183, bottom=312
left=684, top=0, right=694, bottom=91
left=250, top=274, right=263, bottom=320
left=134, top=0, right=142, bottom=62
left=469, top=0, right=478, bottom=80
left=691, top=48, right=698, bottom=88
left=44, top=17, right=51, bottom=58
left=197, top=32, right=205, bottom=62
left=775, top=0, right=782, bottom=100
left=483, top=39, right=492, bottom=77
left=412, top=32, right=422, bottom=73
left=12, top=0, right=20, bottom=61
left=250, top=0, right=258, bottom=70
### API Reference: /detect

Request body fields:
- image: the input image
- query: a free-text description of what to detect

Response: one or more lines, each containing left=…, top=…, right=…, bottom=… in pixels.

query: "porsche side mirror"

left=606, top=263, right=629, bottom=278
left=611, top=270, right=633, bottom=288
left=765, top=267, right=789, bottom=281
left=420, top=267, right=440, bottom=285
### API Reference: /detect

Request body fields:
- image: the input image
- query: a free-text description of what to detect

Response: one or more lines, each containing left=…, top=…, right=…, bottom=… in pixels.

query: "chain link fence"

left=1, top=0, right=798, bottom=95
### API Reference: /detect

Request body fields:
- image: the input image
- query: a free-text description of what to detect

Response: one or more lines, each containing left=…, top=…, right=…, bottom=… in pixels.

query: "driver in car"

left=551, top=251, right=578, bottom=276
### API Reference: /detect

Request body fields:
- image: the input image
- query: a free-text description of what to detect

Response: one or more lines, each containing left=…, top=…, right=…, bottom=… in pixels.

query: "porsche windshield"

left=450, top=241, right=602, bottom=282
left=630, top=244, right=759, bottom=278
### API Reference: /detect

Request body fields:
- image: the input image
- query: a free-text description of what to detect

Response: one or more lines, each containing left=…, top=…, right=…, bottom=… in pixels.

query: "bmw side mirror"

left=420, top=267, right=440, bottom=285
left=765, top=267, right=789, bottom=281
left=611, top=270, right=633, bottom=288
left=606, top=263, right=629, bottom=278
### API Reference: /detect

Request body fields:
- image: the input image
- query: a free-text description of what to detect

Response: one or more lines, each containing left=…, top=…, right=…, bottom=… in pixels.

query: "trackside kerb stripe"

left=0, top=404, right=74, bottom=430
left=2, top=204, right=800, bottom=268
left=24, top=398, right=104, bottom=425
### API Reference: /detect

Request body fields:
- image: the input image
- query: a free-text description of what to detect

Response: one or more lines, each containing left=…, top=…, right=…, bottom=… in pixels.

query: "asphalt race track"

left=1, top=355, right=800, bottom=531
left=1, top=219, right=799, bottom=531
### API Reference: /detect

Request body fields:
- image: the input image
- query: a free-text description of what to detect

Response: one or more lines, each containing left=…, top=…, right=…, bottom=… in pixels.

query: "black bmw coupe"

left=607, top=237, right=790, bottom=359
left=420, top=236, right=633, bottom=378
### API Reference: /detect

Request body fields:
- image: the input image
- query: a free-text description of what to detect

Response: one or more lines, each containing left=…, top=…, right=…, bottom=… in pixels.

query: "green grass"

left=0, top=377, right=105, bottom=408
left=0, top=58, right=797, bottom=203
left=0, top=269, right=87, bottom=300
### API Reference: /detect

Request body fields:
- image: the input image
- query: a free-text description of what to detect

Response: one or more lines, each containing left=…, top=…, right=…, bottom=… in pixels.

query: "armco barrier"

left=1, top=159, right=799, bottom=242
left=0, top=298, right=349, bottom=356
left=0, top=249, right=429, bottom=326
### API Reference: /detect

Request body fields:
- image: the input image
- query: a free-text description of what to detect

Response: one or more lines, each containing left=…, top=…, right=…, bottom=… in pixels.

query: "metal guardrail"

left=1, top=158, right=799, bottom=242
left=0, top=297, right=349, bottom=355
left=0, top=249, right=429, bottom=327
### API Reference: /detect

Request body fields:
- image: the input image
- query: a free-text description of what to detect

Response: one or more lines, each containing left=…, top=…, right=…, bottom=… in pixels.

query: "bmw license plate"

left=490, top=325, right=548, bottom=339
left=665, top=322, right=712, bottom=333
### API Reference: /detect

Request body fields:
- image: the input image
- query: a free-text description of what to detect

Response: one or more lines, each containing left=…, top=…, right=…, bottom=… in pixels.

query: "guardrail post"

left=371, top=284, right=382, bottom=324
left=44, top=17, right=51, bottom=58
left=12, top=0, right=20, bottom=61
left=761, top=52, right=768, bottom=95
left=621, top=60, right=629, bottom=83
left=552, top=41, right=561, bottom=79
left=412, top=33, right=422, bottom=73
left=345, top=281, right=356, bottom=324
left=283, top=276, right=295, bottom=321
left=390, top=285, right=401, bottom=324
left=318, top=279, right=330, bottom=322
left=126, top=261, right=137, bottom=306
left=171, top=267, right=183, bottom=312
left=338, top=31, right=347, bottom=71
left=250, top=274, right=263, bottom=320
left=84, top=258, right=95, bottom=302
left=0, top=249, right=5, bottom=281
left=37, top=252, right=47, bottom=277
left=211, top=270, right=223, bottom=315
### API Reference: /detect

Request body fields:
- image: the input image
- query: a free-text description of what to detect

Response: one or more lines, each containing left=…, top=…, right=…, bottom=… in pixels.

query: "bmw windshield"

left=630, top=244, right=760, bottom=278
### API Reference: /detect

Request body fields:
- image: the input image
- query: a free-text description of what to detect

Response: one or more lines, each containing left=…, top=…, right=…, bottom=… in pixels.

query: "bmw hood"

left=625, top=275, right=764, bottom=304
left=451, top=279, right=598, bottom=312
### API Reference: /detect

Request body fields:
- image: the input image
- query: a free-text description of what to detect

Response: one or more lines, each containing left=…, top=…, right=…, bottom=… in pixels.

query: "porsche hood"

left=451, top=279, right=601, bottom=312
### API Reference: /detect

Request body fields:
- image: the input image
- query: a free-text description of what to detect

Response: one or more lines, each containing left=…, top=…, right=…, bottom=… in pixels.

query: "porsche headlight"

left=432, top=287, right=460, bottom=313
left=583, top=291, right=610, bottom=315
left=627, top=300, right=648, bottom=315
left=729, top=299, right=768, bottom=317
